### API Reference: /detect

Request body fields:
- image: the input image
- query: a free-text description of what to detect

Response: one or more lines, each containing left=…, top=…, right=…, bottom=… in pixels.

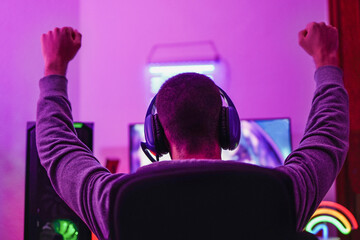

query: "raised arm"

left=37, top=27, right=121, bottom=240
left=277, top=22, right=349, bottom=230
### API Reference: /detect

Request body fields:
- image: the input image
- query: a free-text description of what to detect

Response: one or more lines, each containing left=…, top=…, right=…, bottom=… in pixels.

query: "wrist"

left=314, top=52, right=339, bottom=69
left=44, top=61, right=68, bottom=77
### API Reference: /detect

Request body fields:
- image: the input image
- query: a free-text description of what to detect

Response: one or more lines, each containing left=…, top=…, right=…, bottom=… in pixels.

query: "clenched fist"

left=298, top=22, right=339, bottom=68
left=41, top=27, right=82, bottom=76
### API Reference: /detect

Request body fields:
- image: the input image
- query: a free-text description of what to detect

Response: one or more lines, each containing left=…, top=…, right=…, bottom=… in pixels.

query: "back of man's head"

left=156, top=72, right=222, bottom=156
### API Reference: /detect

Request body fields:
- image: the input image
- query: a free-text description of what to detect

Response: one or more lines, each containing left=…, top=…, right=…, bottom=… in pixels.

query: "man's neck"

left=170, top=146, right=222, bottom=160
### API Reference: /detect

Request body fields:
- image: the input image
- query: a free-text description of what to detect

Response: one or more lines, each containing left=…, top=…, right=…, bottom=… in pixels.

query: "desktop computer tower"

left=24, top=122, right=93, bottom=240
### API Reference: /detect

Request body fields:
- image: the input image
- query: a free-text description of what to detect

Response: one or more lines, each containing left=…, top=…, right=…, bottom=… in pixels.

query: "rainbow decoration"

left=92, top=232, right=99, bottom=240
left=305, top=201, right=358, bottom=238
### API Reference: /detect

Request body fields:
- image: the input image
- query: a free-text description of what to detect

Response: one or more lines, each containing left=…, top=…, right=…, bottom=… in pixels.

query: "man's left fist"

left=41, top=27, right=82, bottom=76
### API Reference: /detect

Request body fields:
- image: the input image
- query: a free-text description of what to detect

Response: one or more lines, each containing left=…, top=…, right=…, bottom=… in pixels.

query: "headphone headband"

left=218, top=87, right=236, bottom=109
left=146, top=95, right=157, bottom=116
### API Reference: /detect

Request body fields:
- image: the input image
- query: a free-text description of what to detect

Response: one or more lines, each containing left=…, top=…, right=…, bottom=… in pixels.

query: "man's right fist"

left=298, top=22, right=339, bottom=68
left=41, top=27, right=82, bottom=76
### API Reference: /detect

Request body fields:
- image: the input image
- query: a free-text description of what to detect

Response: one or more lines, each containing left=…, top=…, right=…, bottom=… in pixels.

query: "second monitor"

left=129, top=118, right=292, bottom=173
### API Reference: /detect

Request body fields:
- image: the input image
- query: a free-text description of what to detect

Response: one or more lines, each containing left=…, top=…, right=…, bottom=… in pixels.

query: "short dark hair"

left=156, top=72, right=222, bottom=154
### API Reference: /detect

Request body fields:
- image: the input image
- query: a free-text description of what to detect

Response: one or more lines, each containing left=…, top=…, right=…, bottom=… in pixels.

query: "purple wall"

left=0, top=1, right=80, bottom=239
left=78, top=0, right=328, bottom=171
left=0, top=0, right=330, bottom=239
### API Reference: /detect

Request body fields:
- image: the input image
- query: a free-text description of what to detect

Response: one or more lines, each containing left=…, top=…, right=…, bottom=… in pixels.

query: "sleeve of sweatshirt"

left=276, top=66, right=349, bottom=231
left=36, top=75, right=124, bottom=240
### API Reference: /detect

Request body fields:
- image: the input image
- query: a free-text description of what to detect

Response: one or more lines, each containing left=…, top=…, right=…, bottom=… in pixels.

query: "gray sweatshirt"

left=36, top=66, right=349, bottom=239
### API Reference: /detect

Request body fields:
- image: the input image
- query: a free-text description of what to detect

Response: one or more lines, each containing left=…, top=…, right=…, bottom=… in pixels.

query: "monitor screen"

left=129, top=118, right=292, bottom=173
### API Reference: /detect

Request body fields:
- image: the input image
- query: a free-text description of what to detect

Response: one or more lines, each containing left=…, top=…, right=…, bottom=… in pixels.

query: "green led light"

left=52, top=219, right=79, bottom=240
left=73, top=123, right=83, bottom=129
left=306, top=215, right=350, bottom=235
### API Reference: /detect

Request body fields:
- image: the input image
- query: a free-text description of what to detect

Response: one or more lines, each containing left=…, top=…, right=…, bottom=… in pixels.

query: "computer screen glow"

left=129, top=118, right=292, bottom=173
left=147, top=61, right=221, bottom=94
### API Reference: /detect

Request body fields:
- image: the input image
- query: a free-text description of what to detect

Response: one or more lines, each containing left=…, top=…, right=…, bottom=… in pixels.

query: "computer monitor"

left=129, top=118, right=292, bottom=173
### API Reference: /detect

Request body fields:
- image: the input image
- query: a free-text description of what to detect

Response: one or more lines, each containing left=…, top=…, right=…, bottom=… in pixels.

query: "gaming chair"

left=109, top=160, right=318, bottom=240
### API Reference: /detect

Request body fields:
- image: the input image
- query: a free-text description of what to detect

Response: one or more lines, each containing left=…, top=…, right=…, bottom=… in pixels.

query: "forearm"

left=277, top=66, right=349, bottom=230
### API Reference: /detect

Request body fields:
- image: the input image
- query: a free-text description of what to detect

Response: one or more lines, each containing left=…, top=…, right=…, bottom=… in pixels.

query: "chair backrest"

left=109, top=161, right=313, bottom=240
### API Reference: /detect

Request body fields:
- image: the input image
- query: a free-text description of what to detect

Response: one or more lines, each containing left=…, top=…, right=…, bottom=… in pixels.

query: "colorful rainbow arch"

left=305, top=201, right=358, bottom=236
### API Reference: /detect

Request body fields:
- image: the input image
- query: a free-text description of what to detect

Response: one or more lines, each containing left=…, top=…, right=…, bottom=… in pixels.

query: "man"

left=37, top=22, right=349, bottom=240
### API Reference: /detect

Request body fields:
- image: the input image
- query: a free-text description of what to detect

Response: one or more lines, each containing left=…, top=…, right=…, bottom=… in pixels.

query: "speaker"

left=24, top=122, right=93, bottom=240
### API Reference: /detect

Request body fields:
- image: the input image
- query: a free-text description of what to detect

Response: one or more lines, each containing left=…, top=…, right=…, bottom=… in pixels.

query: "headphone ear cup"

left=219, top=106, right=241, bottom=150
left=227, top=106, right=241, bottom=150
left=219, top=107, right=230, bottom=149
left=153, top=114, right=170, bottom=155
left=144, top=114, right=157, bottom=152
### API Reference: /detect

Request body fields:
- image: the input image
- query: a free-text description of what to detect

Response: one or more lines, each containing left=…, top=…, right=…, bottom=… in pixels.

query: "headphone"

left=141, top=87, right=241, bottom=162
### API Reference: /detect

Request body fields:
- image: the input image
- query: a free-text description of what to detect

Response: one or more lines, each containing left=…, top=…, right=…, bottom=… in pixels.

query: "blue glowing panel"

left=147, top=61, right=225, bottom=94
left=129, top=118, right=292, bottom=173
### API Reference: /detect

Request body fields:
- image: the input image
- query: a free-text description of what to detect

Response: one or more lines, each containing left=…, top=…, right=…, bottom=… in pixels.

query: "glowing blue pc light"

left=149, top=64, right=215, bottom=74
left=148, top=62, right=216, bottom=94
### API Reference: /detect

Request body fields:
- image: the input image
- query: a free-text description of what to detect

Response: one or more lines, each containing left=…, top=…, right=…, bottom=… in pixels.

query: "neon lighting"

left=305, top=201, right=358, bottom=238
left=312, top=208, right=351, bottom=231
left=150, top=77, right=166, bottom=93
left=52, top=219, right=79, bottom=240
left=149, top=64, right=215, bottom=74
left=148, top=63, right=217, bottom=94
left=312, top=223, right=329, bottom=240
left=73, top=123, right=83, bottom=128
left=92, top=232, right=99, bottom=240
left=306, top=216, right=350, bottom=235
left=320, top=201, right=358, bottom=229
